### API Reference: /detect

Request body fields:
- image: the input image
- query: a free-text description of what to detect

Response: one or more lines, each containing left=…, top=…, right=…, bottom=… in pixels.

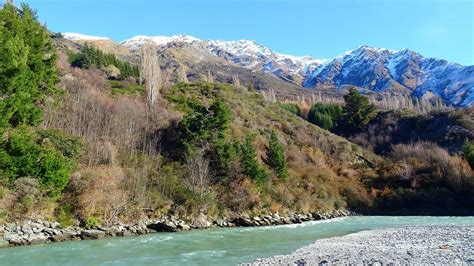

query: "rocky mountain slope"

left=303, top=46, right=474, bottom=107
left=64, top=33, right=473, bottom=107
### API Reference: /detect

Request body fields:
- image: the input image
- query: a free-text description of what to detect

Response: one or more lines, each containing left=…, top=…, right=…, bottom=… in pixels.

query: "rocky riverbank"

left=252, top=225, right=474, bottom=265
left=0, top=209, right=353, bottom=247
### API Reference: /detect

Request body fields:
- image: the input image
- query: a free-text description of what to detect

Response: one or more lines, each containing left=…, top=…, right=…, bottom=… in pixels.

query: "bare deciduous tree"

left=232, top=74, right=241, bottom=88
left=207, top=70, right=214, bottom=83
left=178, top=66, right=189, bottom=83
left=185, top=147, right=210, bottom=197
left=140, top=44, right=162, bottom=109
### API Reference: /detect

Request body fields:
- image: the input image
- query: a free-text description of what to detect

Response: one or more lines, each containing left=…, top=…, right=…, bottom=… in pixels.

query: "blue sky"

left=20, top=0, right=473, bottom=65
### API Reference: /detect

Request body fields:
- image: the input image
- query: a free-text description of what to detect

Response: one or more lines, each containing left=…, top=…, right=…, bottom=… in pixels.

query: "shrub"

left=57, top=203, right=76, bottom=228
left=0, top=127, right=78, bottom=197
left=307, top=103, right=343, bottom=130
left=280, top=103, right=301, bottom=116
left=84, top=216, right=101, bottom=229
left=265, top=130, right=288, bottom=179
left=109, top=80, right=145, bottom=96
left=38, top=129, right=83, bottom=160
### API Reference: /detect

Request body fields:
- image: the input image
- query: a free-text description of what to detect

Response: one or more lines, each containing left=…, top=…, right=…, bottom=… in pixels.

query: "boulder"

left=103, top=227, right=118, bottom=237
left=9, top=238, right=26, bottom=246
left=27, top=234, right=48, bottom=245
left=0, top=239, right=10, bottom=248
left=191, top=213, right=212, bottom=229
left=147, top=222, right=178, bottom=232
left=80, top=230, right=106, bottom=240
left=177, top=223, right=191, bottom=231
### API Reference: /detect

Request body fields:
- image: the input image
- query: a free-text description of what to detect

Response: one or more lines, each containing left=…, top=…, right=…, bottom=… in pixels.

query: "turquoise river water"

left=1, top=216, right=473, bottom=265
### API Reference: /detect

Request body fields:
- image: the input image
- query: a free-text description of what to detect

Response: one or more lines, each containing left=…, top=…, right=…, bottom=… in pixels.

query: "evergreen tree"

left=0, top=3, right=81, bottom=197
left=307, top=103, right=343, bottom=130
left=265, top=130, right=288, bottom=179
left=341, top=88, right=376, bottom=133
left=0, top=3, right=59, bottom=130
left=70, top=43, right=139, bottom=80
left=462, top=139, right=474, bottom=168
left=240, top=134, right=268, bottom=184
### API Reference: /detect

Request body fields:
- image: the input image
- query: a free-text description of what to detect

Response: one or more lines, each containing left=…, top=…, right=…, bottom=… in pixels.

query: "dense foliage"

left=265, top=130, right=288, bottom=179
left=0, top=127, right=81, bottom=197
left=69, top=43, right=139, bottom=80
left=307, top=103, right=343, bottom=130
left=0, top=3, right=81, bottom=199
left=341, top=88, right=376, bottom=132
left=0, top=3, right=59, bottom=130
left=280, top=103, right=301, bottom=116
left=240, top=134, right=268, bottom=184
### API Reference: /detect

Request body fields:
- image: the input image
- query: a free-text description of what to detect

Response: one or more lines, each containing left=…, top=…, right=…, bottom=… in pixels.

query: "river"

left=1, top=216, right=473, bottom=265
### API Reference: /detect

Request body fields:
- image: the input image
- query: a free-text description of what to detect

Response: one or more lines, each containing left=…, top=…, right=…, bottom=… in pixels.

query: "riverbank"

left=0, top=210, right=353, bottom=247
left=252, top=225, right=474, bottom=265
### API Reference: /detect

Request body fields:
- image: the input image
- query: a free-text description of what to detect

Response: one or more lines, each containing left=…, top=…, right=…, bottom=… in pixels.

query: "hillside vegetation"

left=0, top=3, right=473, bottom=228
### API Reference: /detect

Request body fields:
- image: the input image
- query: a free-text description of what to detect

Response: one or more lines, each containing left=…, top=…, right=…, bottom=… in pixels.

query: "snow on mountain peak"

left=204, top=39, right=326, bottom=75
left=120, top=35, right=200, bottom=51
left=62, top=33, right=109, bottom=41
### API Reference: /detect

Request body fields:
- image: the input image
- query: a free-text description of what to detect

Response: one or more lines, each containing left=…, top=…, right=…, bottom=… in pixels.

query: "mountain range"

left=63, top=33, right=474, bottom=107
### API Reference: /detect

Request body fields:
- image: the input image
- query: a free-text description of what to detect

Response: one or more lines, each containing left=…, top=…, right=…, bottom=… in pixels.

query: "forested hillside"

left=0, top=3, right=473, bottom=229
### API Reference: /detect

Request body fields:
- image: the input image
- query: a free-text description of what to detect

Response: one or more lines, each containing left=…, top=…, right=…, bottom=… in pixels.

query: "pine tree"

left=307, top=103, right=343, bottom=130
left=0, top=3, right=59, bottom=130
left=0, top=3, right=80, bottom=197
left=266, top=130, right=288, bottom=179
left=341, top=88, right=376, bottom=133
left=240, top=134, right=268, bottom=184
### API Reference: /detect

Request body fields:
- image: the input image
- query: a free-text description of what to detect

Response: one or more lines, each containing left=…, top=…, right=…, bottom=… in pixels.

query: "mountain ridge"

left=63, top=32, right=474, bottom=107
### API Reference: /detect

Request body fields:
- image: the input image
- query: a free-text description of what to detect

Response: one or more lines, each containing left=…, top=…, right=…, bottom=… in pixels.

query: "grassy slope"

left=164, top=83, right=378, bottom=215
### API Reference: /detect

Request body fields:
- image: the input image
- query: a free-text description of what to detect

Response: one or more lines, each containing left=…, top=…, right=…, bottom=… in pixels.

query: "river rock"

left=0, top=239, right=9, bottom=248
left=147, top=222, right=178, bottom=232
left=27, top=234, right=48, bottom=245
left=191, top=213, right=212, bottom=229
left=80, top=230, right=106, bottom=240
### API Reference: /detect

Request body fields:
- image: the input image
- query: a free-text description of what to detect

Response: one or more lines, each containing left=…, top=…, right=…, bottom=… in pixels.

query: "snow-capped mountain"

left=303, top=46, right=474, bottom=107
left=204, top=39, right=325, bottom=82
left=66, top=33, right=473, bottom=107
left=120, top=35, right=325, bottom=83
left=63, top=33, right=109, bottom=41
left=119, top=35, right=200, bottom=51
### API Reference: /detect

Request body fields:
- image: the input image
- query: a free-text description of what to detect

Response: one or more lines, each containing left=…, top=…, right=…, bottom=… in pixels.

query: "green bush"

left=109, top=80, right=144, bottom=96
left=280, top=103, right=301, bottom=116
left=57, top=203, right=76, bottom=228
left=84, top=216, right=101, bottom=229
left=265, top=130, right=288, bottom=179
left=307, top=103, right=343, bottom=130
left=0, top=127, right=78, bottom=197
left=38, top=129, right=83, bottom=160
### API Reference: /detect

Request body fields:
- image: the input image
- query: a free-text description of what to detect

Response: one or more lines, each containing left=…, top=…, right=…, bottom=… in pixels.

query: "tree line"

left=69, top=43, right=140, bottom=80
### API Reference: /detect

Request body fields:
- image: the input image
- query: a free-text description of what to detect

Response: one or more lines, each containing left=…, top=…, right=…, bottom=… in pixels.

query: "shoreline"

left=251, top=225, right=474, bottom=265
left=0, top=209, right=353, bottom=248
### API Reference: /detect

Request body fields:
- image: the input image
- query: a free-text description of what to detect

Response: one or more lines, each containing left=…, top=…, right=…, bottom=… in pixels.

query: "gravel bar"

left=252, top=226, right=474, bottom=265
